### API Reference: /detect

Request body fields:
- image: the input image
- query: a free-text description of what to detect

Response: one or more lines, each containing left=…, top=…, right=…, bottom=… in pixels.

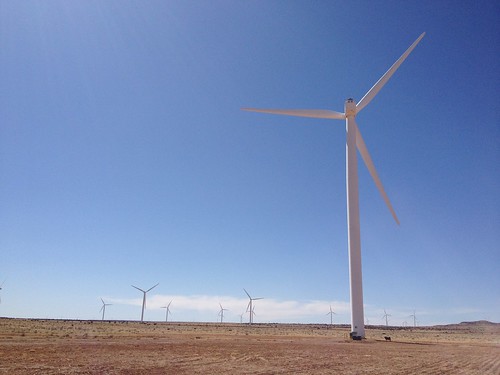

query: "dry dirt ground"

left=0, top=318, right=498, bottom=374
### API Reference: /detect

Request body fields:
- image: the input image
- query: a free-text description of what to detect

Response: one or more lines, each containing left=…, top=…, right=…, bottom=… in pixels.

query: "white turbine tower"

left=326, top=305, right=336, bottom=325
left=161, top=300, right=173, bottom=322
left=218, top=303, right=229, bottom=323
left=131, top=283, right=159, bottom=322
left=100, top=298, right=112, bottom=321
left=244, top=289, right=263, bottom=324
left=242, top=33, right=425, bottom=339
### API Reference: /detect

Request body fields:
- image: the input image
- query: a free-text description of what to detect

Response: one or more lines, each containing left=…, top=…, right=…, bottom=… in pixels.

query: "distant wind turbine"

left=409, top=310, right=417, bottom=327
left=242, top=32, right=425, bottom=339
left=0, top=279, right=5, bottom=304
left=161, top=300, right=173, bottom=322
left=131, top=283, right=159, bottom=322
left=100, top=298, right=112, bottom=321
left=244, top=289, right=263, bottom=324
left=326, top=305, right=336, bottom=325
left=218, top=303, right=229, bottom=323
left=382, top=309, right=391, bottom=327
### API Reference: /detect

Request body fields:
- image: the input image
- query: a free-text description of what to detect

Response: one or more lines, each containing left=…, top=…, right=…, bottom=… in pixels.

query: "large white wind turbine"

left=244, top=289, right=263, bottom=324
left=242, top=33, right=425, bottom=339
left=100, top=298, right=112, bottom=321
left=131, top=283, right=159, bottom=322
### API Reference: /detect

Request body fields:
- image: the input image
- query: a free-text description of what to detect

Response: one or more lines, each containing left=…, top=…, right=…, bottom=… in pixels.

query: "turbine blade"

left=355, top=123, right=400, bottom=225
left=146, top=283, right=159, bottom=293
left=356, top=32, right=425, bottom=113
left=131, top=285, right=144, bottom=292
left=253, top=297, right=264, bottom=301
left=242, top=108, right=345, bottom=120
left=243, top=289, right=251, bottom=299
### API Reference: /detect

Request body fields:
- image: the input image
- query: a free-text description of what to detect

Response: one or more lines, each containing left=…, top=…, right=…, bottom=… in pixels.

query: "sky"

left=1, top=1, right=499, bottom=326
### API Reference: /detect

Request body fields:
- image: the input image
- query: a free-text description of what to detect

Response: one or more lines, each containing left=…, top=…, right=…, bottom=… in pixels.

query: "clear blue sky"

left=1, top=1, right=498, bottom=325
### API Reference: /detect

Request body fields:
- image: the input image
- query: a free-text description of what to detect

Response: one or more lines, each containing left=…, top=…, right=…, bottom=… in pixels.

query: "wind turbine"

left=242, top=32, right=425, bottom=339
left=0, top=279, right=5, bottom=304
left=218, top=303, right=229, bottom=323
left=244, top=289, right=263, bottom=324
left=382, top=309, right=391, bottom=327
left=326, top=305, right=336, bottom=325
left=131, top=283, right=159, bottom=322
left=100, top=298, right=112, bottom=321
left=409, top=310, right=417, bottom=327
left=161, top=300, right=173, bottom=322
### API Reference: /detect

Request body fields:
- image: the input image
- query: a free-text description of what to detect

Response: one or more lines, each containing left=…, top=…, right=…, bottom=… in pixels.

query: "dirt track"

left=1, top=318, right=499, bottom=374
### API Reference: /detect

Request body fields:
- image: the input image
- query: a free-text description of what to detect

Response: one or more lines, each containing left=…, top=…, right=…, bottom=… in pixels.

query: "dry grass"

left=0, top=318, right=498, bottom=374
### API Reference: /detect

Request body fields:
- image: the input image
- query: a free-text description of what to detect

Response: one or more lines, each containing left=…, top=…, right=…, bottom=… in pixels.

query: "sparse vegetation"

left=0, top=318, right=498, bottom=374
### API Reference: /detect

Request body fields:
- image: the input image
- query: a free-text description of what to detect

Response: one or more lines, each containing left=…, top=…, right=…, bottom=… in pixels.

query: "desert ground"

left=0, top=318, right=498, bottom=374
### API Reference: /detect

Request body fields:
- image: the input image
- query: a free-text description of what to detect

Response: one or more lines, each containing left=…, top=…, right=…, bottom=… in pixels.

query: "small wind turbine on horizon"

left=161, top=300, right=173, bottom=322
left=244, top=289, right=263, bottom=324
left=100, top=298, right=112, bottom=321
left=382, top=309, right=391, bottom=327
left=0, top=279, right=5, bottom=304
left=218, top=303, right=229, bottom=323
left=242, top=32, right=425, bottom=339
left=410, top=310, right=417, bottom=327
left=131, top=283, right=159, bottom=322
left=326, top=305, right=336, bottom=325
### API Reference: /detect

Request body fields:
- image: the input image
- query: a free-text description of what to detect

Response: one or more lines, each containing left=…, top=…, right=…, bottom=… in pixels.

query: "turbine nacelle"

left=344, top=98, right=356, bottom=117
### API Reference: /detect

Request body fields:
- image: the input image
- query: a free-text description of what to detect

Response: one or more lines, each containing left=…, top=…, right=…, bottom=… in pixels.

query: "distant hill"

left=455, top=320, right=498, bottom=327
left=432, top=320, right=499, bottom=330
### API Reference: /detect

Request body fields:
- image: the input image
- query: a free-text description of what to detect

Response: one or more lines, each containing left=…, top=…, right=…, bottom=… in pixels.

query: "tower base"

left=350, top=332, right=363, bottom=341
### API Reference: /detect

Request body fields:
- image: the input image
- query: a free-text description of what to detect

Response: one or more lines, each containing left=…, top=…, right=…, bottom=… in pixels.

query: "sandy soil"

left=0, top=318, right=498, bottom=374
